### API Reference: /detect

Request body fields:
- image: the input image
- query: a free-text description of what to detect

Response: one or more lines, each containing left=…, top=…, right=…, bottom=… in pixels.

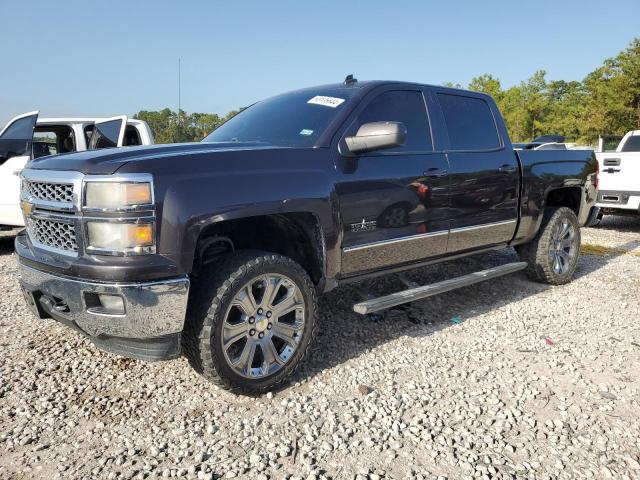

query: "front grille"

left=27, top=217, right=78, bottom=252
left=25, top=180, right=74, bottom=203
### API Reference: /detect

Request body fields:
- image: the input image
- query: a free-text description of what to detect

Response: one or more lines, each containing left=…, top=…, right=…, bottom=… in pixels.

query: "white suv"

left=0, top=112, right=154, bottom=228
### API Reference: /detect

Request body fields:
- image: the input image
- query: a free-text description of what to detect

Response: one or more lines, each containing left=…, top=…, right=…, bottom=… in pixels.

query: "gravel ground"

left=1, top=216, right=639, bottom=480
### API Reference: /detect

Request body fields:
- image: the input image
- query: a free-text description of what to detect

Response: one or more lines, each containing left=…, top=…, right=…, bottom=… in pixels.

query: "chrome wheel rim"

left=221, top=274, right=305, bottom=379
left=548, top=219, right=577, bottom=274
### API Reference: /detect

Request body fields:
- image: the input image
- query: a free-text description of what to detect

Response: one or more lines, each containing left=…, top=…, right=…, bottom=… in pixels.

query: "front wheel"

left=183, top=251, right=317, bottom=394
left=516, top=206, right=581, bottom=285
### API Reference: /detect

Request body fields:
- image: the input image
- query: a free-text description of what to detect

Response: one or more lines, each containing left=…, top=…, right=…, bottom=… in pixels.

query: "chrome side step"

left=353, top=262, right=528, bottom=315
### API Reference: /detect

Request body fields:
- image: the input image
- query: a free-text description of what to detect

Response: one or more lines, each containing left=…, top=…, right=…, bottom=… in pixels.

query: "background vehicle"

left=16, top=79, right=597, bottom=394
left=593, top=130, right=640, bottom=222
left=0, top=113, right=153, bottom=228
left=513, top=135, right=593, bottom=151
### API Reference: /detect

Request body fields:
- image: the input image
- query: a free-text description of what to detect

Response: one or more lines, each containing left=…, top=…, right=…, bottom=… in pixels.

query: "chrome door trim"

left=342, top=219, right=517, bottom=254
left=342, top=229, right=448, bottom=253
left=449, top=219, right=517, bottom=234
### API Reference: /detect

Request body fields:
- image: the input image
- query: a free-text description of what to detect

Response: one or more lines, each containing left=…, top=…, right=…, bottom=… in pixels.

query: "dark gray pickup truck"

left=16, top=78, right=598, bottom=393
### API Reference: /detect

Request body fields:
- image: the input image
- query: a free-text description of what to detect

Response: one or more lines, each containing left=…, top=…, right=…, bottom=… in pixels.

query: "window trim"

left=435, top=91, right=505, bottom=153
left=338, top=87, right=435, bottom=157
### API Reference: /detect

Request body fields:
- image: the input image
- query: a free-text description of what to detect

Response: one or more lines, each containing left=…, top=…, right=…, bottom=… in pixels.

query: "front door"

left=336, top=89, right=450, bottom=275
left=434, top=91, right=519, bottom=252
left=0, top=111, right=39, bottom=225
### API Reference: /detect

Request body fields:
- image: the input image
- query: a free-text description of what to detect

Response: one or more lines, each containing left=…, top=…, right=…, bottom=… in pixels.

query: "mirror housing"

left=345, top=121, right=407, bottom=154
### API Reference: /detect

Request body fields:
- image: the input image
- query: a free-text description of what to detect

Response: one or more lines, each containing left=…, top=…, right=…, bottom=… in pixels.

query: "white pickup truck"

left=0, top=112, right=154, bottom=228
left=594, top=130, right=640, bottom=222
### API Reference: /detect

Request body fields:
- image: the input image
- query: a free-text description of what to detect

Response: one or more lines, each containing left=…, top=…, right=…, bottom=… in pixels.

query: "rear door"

left=0, top=111, right=39, bottom=222
left=88, top=115, right=127, bottom=149
left=434, top=91, right=519, bottom=252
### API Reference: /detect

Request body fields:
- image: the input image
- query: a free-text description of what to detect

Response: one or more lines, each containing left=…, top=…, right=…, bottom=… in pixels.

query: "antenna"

left=344, top=74, right=357, bottom=85
left=178, top=58, right=181, bottom=127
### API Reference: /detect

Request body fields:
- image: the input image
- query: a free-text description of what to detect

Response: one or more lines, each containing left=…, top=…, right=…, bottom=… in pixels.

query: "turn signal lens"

left=132, top=224, right=153, bottom=244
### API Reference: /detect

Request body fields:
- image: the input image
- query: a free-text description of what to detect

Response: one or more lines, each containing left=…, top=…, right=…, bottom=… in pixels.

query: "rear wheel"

left=516, top=206, right=581, bottom=285
left=183, top=251, right=317, bottom=394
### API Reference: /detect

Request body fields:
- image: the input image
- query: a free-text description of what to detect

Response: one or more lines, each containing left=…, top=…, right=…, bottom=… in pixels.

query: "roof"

left=36, top=118, right=145, bottom=125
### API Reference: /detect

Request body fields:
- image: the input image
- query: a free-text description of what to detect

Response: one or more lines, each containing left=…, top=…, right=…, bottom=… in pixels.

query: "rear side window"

left=32, top=126, right=75, bottom=158
left=438, top=93, right=500, bottom=151
left=355, top=90, right=432, bottom=152
left=621, top=135, right=640, bottom=152
left=123, top=125, right=142, bottom=146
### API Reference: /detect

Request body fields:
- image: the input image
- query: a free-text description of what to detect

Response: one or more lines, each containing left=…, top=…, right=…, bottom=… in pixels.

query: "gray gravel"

left=1, top=216, right=639, bottom=480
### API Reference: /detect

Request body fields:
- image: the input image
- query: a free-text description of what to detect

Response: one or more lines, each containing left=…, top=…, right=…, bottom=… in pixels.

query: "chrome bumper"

left=18, top=262, right=190, bottom=358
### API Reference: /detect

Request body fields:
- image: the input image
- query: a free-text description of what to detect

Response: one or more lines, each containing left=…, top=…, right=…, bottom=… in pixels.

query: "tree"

left=468, top=74, right=503, bottom=103
left=580, top=38, right=640, bottom=143
left=134, top=109, right=235, bottom=143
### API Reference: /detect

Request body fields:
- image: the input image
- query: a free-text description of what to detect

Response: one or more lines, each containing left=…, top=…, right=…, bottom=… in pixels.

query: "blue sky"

left=1, top=0, right=639, bottom=127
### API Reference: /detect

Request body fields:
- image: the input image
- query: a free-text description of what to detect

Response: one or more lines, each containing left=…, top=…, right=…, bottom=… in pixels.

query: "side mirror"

left=345, top=121, right=407, bottom=154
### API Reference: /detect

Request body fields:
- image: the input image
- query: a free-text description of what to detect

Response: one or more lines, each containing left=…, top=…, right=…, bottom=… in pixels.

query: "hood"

left=26, top=142, right=281, bottom=175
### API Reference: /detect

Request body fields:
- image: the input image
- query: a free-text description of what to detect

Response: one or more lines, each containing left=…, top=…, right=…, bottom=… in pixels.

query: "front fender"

left=155, top=166, right=339, bottom=276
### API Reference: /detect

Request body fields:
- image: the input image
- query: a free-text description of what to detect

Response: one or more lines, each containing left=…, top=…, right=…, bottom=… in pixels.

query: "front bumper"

left=18, top=261, right=190, bottom=361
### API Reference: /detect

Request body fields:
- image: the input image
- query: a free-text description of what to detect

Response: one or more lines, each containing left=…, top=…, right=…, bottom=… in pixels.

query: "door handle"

left=498, top=164, right=517, bottom=173
left=424, top=168, right=448, bottom=178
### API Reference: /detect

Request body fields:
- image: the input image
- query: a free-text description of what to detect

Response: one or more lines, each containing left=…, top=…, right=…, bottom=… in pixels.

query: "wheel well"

left=193, top=213, right=325, bottom=285
left=545, top=187, right=581, bottom=215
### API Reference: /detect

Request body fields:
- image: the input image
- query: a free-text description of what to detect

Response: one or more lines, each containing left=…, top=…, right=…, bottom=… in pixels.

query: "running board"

left=353, top=262, right=528, bottom=315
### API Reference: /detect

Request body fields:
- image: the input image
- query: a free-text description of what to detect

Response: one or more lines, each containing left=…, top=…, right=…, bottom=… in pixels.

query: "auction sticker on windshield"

left=307, top=96, right=345, bottom=108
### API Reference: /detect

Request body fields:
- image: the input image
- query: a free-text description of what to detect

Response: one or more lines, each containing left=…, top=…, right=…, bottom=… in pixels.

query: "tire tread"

left=182, top=251, right=317, bottom=395
left=516, top=206, right=580, bottom=285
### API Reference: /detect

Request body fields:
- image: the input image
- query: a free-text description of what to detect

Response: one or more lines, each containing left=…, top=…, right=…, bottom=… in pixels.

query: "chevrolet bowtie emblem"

left=20, top=200, right=34, bottom=217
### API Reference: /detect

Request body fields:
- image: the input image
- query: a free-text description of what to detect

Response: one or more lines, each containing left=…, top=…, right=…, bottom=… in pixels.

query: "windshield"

left=203, top=88, right=355, bottom=148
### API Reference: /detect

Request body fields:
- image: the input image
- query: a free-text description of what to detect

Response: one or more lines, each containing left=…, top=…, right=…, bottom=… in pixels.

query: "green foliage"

left=133, top=109, right=239, bottom=144
left=462, top=38, right=640, bottom=144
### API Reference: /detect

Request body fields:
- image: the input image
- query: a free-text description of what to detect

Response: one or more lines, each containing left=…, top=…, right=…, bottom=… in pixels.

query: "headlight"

left=86, top=221, right=155, bottom=254
left=84, top=181, right=152, bottom=210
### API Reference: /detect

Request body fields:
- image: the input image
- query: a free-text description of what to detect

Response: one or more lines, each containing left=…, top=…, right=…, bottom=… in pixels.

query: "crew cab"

left=594, top=130, right=640, bottom=220
left=0, top=112, right=153, bottom=228
left=16, top=79, right=598, bottom=394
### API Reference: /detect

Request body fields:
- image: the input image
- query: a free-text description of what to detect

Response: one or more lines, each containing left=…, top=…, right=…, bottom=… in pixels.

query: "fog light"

left=98, top=294, right=125, bottom=315
left=85, top=292, right=125, bottom=315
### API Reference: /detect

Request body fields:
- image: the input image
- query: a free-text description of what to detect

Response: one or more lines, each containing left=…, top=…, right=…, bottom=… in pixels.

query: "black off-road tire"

left=182, top=251, right=318, bottom=395
left=515, top=206, right=581, bottom=285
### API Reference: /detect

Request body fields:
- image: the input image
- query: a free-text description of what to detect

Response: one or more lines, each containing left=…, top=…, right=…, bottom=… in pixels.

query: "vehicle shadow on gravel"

left=291, top=247, right=616, bottom=389
left=0, top=231, right=17, bottom=256
left=590, top=215, right=640, bottom=233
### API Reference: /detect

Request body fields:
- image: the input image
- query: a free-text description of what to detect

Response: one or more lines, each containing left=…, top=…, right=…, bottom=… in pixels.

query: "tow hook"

left=40, top=295, right=70, bottom=313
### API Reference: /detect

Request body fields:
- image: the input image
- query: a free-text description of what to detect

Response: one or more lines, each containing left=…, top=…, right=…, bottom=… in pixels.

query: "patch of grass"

left=581, top=243, right=640, bottom=257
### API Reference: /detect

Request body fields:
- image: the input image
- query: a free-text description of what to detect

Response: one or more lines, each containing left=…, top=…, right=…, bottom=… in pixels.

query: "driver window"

left=0, top=115, right=36, bottom=163
left=354, top=90, right=433, bottom=153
